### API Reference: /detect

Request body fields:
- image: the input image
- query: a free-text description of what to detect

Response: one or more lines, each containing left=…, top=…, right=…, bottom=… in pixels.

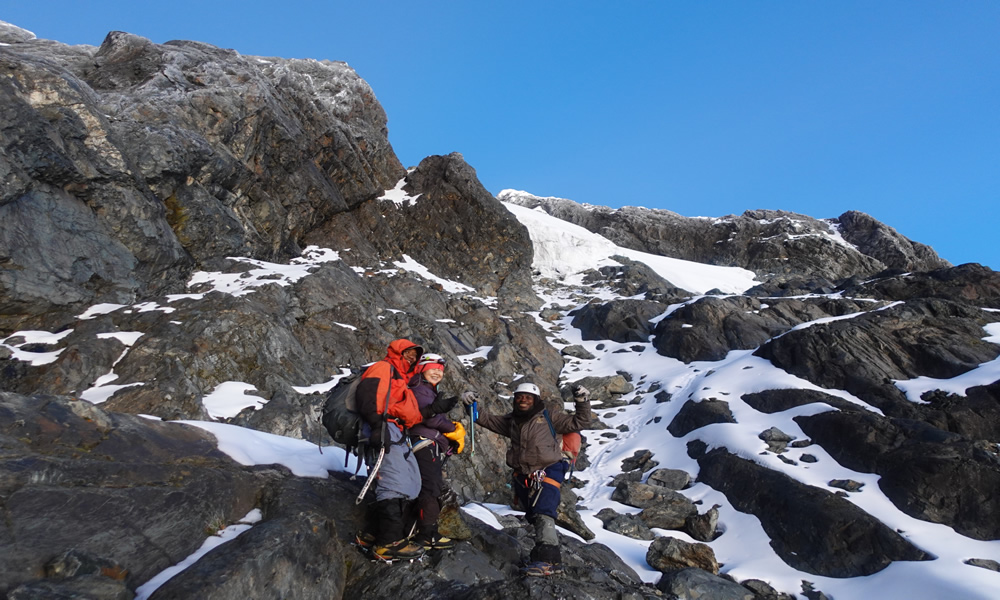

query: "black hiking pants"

left=412, top=442, right=444, bottom=539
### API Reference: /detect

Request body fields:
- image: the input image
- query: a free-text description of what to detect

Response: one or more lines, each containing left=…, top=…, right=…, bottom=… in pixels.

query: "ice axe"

left=469, top=400, right=477, bottom=455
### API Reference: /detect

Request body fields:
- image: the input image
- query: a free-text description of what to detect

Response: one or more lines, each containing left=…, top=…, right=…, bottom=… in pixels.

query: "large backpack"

left=542, top=410, right=583, bottom=474
left=319, top=364, right=398, bottom=470
left=320, top=370, right=367, bottom=459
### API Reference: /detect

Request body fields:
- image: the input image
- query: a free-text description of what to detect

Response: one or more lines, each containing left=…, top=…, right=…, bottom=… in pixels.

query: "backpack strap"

left=542, top=409, right=557, bottom=440
left=376, top=363, right=397, bottom=448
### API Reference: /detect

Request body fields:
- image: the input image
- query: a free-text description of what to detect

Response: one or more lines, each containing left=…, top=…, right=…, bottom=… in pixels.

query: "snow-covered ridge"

left=502, top=201, right=758, bottom=295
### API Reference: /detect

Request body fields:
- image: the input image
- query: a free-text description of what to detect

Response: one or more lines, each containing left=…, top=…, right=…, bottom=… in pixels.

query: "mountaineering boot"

left=355, top=530, right=375, bottom=549
left=355, top=499, right=381, bottom=550
left=413, top=532, right=454, bottom=551
left=524, top=542, right=562, bottom=575
left=372, top=538, right=425, bottom=562
left=372, top=498, right=424, bottom=561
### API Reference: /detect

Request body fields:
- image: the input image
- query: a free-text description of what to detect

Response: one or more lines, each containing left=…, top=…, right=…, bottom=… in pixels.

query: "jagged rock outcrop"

left=795, top=405, right=1000, bottom=540
left=0, top=393, right=654, bottom=599
left=581, top=257, right=689, bottom=301
left=694, top=447, right=931, bottom=577
left=754, top=298, right=1000, bottom=417
left=0, top=20, right=563, bottom=522
left=305, top=152, right=539, bottom=309
left=1, top=26, right=403, bottom=332
left=835, top=210, right=950, bottom=272
left=653, top=295, right=870, bottom=363
left=501, top=191, right=950, bottom=287
left=847, top=263, right=1000, bottom=309
left=570, top=298, right=666, bottom=343
left=0, top=393, right=317, bottom=596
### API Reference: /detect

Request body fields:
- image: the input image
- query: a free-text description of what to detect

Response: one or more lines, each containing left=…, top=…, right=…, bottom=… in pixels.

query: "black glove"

left=422, top=395, right=459, bottom=418
left=368, top=421, right=392, bottom=449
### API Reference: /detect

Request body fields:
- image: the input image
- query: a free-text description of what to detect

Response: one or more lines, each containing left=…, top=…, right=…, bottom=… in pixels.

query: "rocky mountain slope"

left=2, top=20, right=1000, bottom=600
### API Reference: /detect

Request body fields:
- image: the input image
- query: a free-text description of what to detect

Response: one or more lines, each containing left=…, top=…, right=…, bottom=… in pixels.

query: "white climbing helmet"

left=512, top=382, right=541, bottom=399
left=415, top=353, right=446, bottom=372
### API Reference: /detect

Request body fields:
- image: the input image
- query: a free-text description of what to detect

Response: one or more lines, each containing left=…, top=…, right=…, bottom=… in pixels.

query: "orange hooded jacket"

left=357, top=339, right=424, bottom=430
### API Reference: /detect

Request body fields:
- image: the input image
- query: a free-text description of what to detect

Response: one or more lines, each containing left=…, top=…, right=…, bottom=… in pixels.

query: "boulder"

left=965, top=559, right=1000, bottom=572
left=655, top=568, right=754, bottom=600
left=595, top=509, right=655, bottom=541
left=620, top=449, right=658, bottom=472
left=758, top=426, right=796, bottom=453
left=685, top=505, right=721, bottom=542
left=639, top=496, right=699, bottom=531
left=646, top=536, right=719, bottom=574
left=667, top=399, right=736, bottom=437
left=612, top=482, right=696, bottom=528
left=740, top=579, right=797, bottom=600
left=646, top=468, right=691, bottom=490
left=570, top=299, right=667, bottom=343
left=561, top=345, right=596, bottom=360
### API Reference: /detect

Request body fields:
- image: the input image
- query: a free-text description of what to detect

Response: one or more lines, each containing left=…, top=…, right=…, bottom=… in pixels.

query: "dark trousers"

left=513, top=460, right=568, bottom=521
left=413, top=443, right=444, bottom=539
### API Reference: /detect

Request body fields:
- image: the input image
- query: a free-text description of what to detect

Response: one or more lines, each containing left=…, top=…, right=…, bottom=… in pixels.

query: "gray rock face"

left=653, top=296, right=868, bottom=363
left=0, top=20, right=36, bottom=43
left=848, top=263, right=1000, bottom=309
left=835, top=210, right=950, bottom=272
left=0, top=393, right=657, bottom=600
left=796, top=406, right=1000, bottom=540
left=582, top=257, right=688, bottom=301
left=1, top=28, right=403, bottom=331
left=0, top=393, right=274, bottom=595
left=147, top=478, right=346, bottom=600
left=570, top=299, right=666, bottom=343
left=306, top=153, right=539, bottom=309
left=755, top=298, right=1000, bottom=416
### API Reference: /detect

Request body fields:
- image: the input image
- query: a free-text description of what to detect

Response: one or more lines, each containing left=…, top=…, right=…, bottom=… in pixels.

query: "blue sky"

left=4, top=1, right=998, bottom=269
